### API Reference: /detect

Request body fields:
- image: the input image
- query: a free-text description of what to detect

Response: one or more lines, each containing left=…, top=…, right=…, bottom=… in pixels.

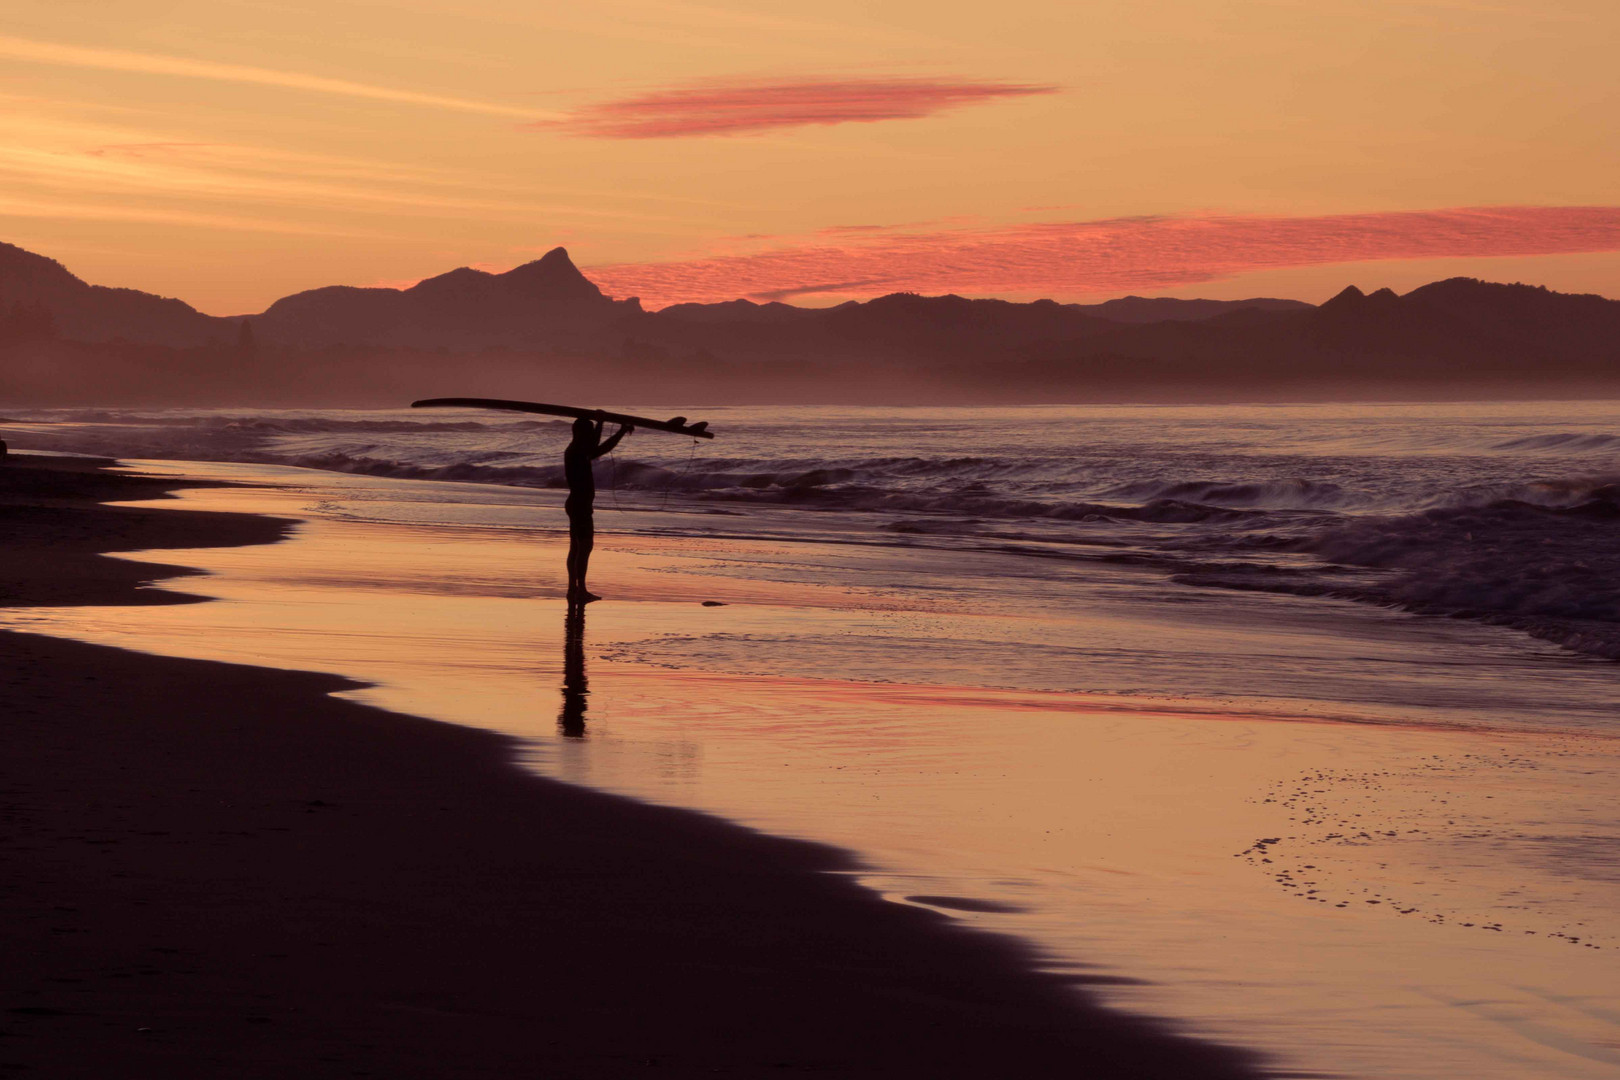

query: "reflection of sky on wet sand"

left=8, top=460, right=1620, bottom=1079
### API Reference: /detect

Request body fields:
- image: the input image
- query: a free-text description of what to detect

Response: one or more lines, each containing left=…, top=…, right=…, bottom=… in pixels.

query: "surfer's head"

left=571, top=417, right=595, bottom=442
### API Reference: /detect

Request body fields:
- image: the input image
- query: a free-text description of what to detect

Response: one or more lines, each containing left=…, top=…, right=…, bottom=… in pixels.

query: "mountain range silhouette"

left=2, top=241, right=1617, bottom=405
left=0, top=242, right=1311, bottom=349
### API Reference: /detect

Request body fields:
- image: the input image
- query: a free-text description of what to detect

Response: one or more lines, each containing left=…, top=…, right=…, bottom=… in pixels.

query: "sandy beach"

left=1, top=455, right=1265, bottom=1076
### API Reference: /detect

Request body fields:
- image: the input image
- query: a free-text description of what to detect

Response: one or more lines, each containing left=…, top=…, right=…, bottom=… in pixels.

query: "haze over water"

left=7, top=401, right=1620, bottom=1078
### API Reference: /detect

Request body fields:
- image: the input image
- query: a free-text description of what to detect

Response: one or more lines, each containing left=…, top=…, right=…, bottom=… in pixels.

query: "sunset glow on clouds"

left=587, top=207, right=1620, bottom=308
left=544, top=77, right=1058, bottom=138
left=8, top=0, right=1620, bottom=311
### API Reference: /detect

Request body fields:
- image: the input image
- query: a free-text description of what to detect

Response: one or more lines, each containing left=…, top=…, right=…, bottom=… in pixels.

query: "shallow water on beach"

left=7, top=404, right=1620, bottom=1078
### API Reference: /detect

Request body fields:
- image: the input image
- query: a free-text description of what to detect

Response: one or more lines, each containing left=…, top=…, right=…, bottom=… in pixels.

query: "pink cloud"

left=586, top=206, right=1620, bottom=308
left=536, top=77, right=1058, bottom=138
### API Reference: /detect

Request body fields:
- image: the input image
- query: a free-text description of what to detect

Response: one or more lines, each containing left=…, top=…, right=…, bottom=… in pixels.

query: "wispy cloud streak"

left=0, top=192, right=376, bottom=237
left=587, top=207, right=1620, bottom=306
left=543, top=76, right=1057, bottom=138
left=0, top=35, right=557, bottom=120
left=0, top=108, right=679, bottom=231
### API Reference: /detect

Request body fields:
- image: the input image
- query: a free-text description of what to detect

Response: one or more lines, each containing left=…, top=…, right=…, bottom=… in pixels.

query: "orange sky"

left=4, top=0, right=1618, bottom=313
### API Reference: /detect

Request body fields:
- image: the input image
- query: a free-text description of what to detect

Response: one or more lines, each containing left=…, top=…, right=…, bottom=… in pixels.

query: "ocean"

left=10, top=399, right=1620, bottom=681
left=6, top=401, right=1620, bottom=1077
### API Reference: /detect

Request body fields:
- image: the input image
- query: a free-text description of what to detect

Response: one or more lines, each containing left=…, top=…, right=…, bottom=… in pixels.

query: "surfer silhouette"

left=564, top=416, right=632, bottom=603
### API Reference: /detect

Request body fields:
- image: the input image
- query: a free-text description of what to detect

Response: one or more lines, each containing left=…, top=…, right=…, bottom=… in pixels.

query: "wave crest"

left=1489, top=432, right=1620, bottom=453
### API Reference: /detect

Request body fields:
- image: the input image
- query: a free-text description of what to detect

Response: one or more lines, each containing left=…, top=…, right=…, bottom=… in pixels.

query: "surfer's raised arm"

left=593, top=423, right=633, bottom=459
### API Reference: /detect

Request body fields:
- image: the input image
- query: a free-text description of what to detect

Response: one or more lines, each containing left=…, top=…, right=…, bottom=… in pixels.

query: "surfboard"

left=411, top=397, right=715, bottom=439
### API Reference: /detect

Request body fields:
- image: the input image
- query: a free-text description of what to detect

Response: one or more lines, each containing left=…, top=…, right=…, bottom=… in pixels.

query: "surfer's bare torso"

left=563, top=439, right=597, bottom=517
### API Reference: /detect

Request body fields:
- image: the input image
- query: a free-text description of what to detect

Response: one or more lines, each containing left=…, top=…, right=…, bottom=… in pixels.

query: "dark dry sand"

left=0, top=456, right=1263, bottom=1078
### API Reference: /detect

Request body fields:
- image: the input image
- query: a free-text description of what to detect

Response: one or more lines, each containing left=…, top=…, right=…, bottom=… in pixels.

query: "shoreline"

left=0, top=455, right=1261, bottom=1076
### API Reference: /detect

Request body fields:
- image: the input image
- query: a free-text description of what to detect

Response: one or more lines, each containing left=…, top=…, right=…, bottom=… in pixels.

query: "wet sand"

left=0, top=456, right=1260, bottom=1077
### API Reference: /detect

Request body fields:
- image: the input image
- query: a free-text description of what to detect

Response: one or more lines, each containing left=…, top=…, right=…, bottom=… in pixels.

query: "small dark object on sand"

left=701, top=600, right=727, bottom=606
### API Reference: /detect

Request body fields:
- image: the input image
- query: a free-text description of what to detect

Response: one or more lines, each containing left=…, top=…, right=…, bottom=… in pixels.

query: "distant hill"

left=985, top=278, right=1620, bottom=399
left=1080, top=295, right=1310, bottom=323
left=255, top=248, right=642, bottom=349
left=1, top=240, right=1617, bottom=405
left=0, top=242, right=227, bottom=346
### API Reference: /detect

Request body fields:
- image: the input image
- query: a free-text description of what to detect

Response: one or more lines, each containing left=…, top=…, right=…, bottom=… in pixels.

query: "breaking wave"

left=1488, top=432, right=1620, bottom=453
left=1103, top=477, right=1349, bottom=509
left=1180, top=495, right=1620, bottom=660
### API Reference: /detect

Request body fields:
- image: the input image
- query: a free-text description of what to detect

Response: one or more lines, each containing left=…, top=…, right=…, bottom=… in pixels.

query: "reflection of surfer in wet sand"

left=564, top=416, right=632, bottom=603
left=558, top=603, right=588, bottom=737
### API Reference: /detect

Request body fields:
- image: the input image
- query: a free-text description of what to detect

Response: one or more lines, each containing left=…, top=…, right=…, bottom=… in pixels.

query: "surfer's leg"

left=567, top=510, right=598, bottom=601
left=576, top=523, right=598, bottom=601
left=573, top=501, right=592, bottom=595
left=566, top=540, right=583, bottom=595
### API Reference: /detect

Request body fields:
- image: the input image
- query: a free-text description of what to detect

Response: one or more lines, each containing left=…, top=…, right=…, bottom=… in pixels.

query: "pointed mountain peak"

left=503, top=247, right=582, bottom=281
left=500, top=246, right=605, bottom=300
left=1316, top=285, right=1373, bottom=314
left=537, top=246, right=576, bottom=268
